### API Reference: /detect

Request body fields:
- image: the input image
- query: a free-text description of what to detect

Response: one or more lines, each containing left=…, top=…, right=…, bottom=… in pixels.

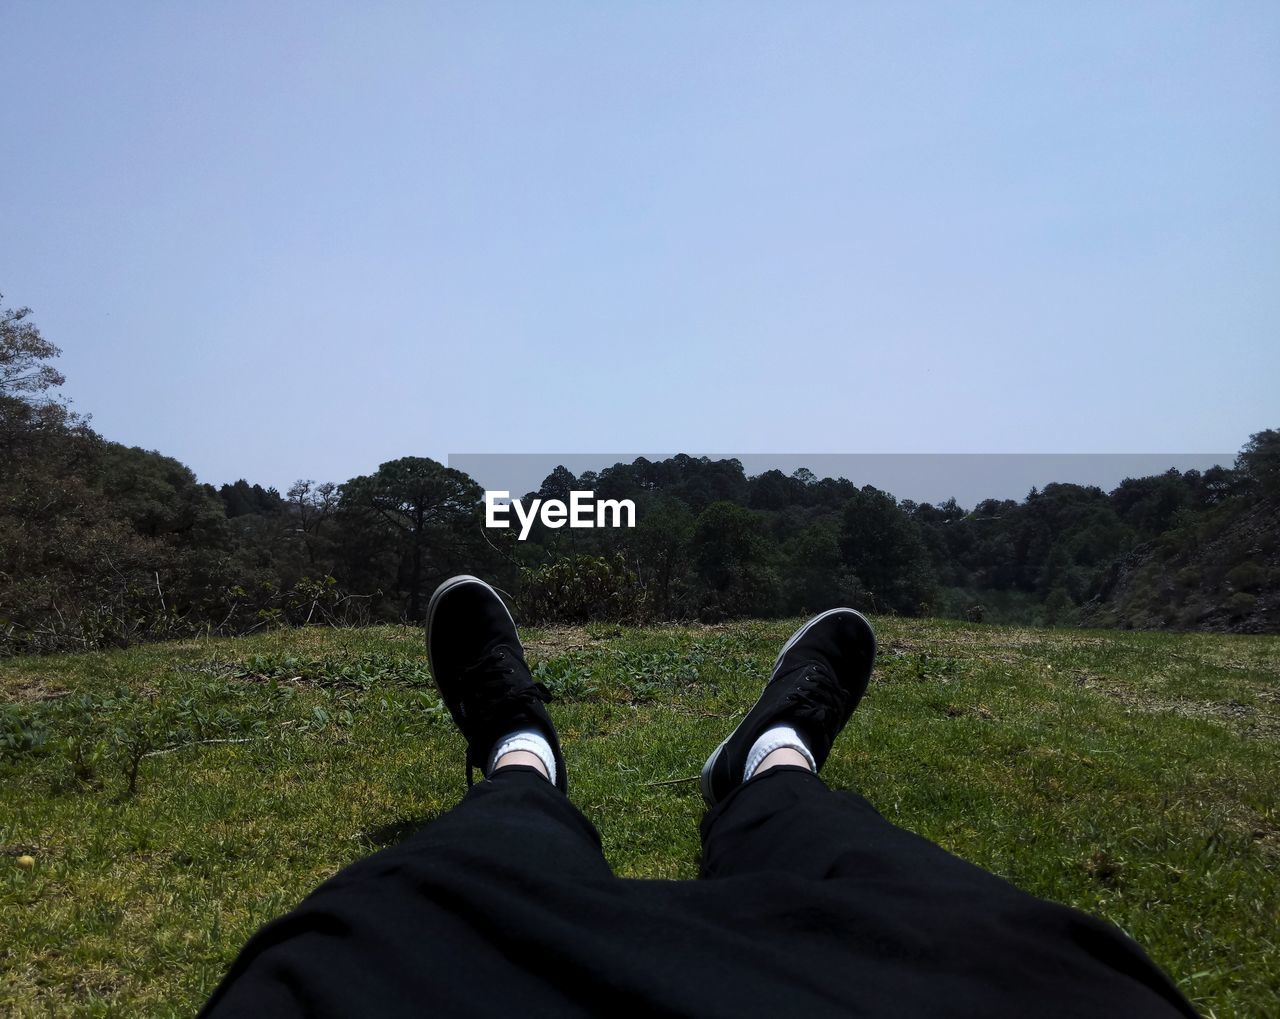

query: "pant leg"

left=200, top=766, right=613, bottom=1018
left=699, top=765, right=1197, bottom=1018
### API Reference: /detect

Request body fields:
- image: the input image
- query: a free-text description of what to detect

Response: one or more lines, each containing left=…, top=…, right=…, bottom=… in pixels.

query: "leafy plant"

left=220, top=650, right=434, bottom=689
left=0, top=704, right=47, bottom=760
left=530, top=655, right=599, bottom=702
left=517, top=555, right=644, bottom=624
left=615, top=649, right=701, bottom=703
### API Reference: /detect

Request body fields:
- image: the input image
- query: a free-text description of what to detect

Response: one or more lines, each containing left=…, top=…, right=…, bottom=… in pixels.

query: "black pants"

left=202, top=766, right=1195, bottom=1017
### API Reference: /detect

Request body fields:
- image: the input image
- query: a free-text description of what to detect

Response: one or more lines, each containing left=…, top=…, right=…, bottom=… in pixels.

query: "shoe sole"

left=700, top=607, right=875, bottom=807
left=424, top=575, right=519, bottom=687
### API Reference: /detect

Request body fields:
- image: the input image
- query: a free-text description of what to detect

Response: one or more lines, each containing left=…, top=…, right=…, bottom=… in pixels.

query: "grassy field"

left=1, top=617, right=1277, bottom=1017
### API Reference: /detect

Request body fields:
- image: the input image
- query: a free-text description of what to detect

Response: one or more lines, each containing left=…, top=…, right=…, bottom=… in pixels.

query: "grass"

left=1, top=617, right=1277, bottom=1017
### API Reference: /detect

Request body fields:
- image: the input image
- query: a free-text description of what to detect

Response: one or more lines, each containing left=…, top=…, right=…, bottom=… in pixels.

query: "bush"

left=1226, top=592, right=1258, bottom=617
left=530, top=654, right=599, bottom=701
left=517, top=554, right=644, bottom=624
left=0, top=705, right=47, bottom=760
left=1225, top=561, right=1266, bottom=593
left=1041, top=588, right=1076, bottom=627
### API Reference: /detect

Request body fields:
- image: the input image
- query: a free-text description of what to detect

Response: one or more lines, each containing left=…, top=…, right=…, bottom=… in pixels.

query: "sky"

left=1, top=2, right=1276, bottom=498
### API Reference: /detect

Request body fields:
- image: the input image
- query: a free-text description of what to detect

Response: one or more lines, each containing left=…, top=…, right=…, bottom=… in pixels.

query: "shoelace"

left=786, top=662, right=851, bottom=729
left=457, top=645, right=517, bottom=694
left=457, top=645, right=553, bottom=786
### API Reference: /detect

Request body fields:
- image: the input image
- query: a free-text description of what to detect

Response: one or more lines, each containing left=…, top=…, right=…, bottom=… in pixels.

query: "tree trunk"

left=407, top=507, right=425, bottom=621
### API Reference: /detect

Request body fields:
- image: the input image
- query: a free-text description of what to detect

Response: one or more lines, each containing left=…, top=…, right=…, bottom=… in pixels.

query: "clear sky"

left=2, top=2, right=1276, bottom=494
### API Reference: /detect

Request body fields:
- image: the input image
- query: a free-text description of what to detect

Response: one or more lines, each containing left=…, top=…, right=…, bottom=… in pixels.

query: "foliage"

left=612, top=646, right=707, bottom=702
left=1236, top=428, right=1280, bottom=498
left=631, top=497, right=695, bottom=618
left=0, top=294, right=1276, bottom=648
left=780, top=520, right=864, bottom=614
left=530, top=653, right=600, bottom=701
left=840, top=487, right=936, bottom=615
left=691, top=501, right=781, bottom=620
left=0, top=704, right=47, bottom=760
left=0, top=297, right=65, bottom=395
left=517, top=554, right=644, bottom=624
left=220, top=647, right=436, bottom=689
left=338, top=457, right=488, bottom=620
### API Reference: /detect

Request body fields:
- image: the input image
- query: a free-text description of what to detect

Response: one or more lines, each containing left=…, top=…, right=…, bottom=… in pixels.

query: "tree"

left=748, top=469, right=800, bottom=510
left=0, top=297, right=65, bottom=397
left=691, top=501, right=781, bottom=619
left=781, top=520, right=863, bottom=614
left=219, top=479, right=285, bottom=517
left=0, top=294, right=78, bottom=464
left=1110, top=470, right=1191, bottom=537
left=839, top=487, right=935, bottom=615
left=99, top=445, right=226, bottom=541
left=655, top=455, right=749, bottom=512
left=533, top=465, right=579, bottom=502
left=0, top=299, right=206, bottom=650
left=338, top=457, right=483, bottom=620
left=288, top=479, right=340, bottom=566
left=1237, top=428, right=1280, bottom=498
left=633, top=497, right=695, bottom=617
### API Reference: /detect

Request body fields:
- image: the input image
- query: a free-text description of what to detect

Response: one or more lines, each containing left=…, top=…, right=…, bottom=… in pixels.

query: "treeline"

left=508, top=448, right=1277, bottom=632
left=1, top=296, right=1276, bottom=654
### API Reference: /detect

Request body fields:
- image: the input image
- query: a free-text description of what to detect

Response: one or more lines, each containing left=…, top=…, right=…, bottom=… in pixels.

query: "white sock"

left=744, top=724, right=816, bottom=782
left=488, top=728, right=556, bottom=785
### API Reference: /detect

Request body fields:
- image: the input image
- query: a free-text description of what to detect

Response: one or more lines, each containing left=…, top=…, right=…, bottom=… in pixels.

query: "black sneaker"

left=425, top=575, right=567, bottom=792
left=700, top=608, right=876, bottom=806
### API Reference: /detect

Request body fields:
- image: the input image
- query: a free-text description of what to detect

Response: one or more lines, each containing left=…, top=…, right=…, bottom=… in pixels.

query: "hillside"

left=1086, top=497, right=1279, bottom=633
left=2, top=620, right=1278, bottom=1015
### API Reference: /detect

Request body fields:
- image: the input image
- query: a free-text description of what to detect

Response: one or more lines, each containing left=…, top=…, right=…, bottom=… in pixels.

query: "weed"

left=0, top=705, right=47, bottom=761
left=615, top=649, right=703, bottom=703
left=531, top=654, right=599, bottom=701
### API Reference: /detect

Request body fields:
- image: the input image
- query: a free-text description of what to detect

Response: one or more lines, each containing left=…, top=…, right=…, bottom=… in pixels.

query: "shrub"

left=1225, top=561, right=1266, bottom=593
left=0, top=705, right=47, bottom=761
left=530, top=654, right=599, bottom=701
left=517, top=555, right=644, bottom=624
left=1226, top=592, right=1258, bottom=617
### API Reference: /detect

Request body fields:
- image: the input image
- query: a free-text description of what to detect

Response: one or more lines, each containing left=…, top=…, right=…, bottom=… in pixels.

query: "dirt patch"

left=1245, top=818, right=1280, bottom=857
left=896, top=629, right=1043, bottom=666
left=522, top=627, right=592, bottom=660
left=1083, top=848, right=1125, bottom=888
left=0, top=673, right=70, bottom=704
left=1074, top=672, right=1280, bottom=740
left=1, top=842, right=54, bottom=857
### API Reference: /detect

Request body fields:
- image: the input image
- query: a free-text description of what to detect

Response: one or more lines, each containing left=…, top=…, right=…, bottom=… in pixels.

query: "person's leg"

left=705, top=753, right=1039, bottom=884
left=202, top=576, right=609, bottom=1017
left=202, top=765, right=611, bottom=1015
left=201, top=765, right=611, bottom=1017
left=697, top=610, right=1197, bottom=1018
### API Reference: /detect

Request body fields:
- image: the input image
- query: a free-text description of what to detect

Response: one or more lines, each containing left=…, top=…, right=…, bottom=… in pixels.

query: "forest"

left=2, top=296, right=1276, bottom=655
